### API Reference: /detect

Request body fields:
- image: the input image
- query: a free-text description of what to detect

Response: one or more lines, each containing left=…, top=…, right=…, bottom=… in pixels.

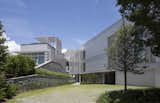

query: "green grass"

left=35, top=68, right=71, bottom=78
left=7, top=84, right=146, bottom=103
left=97, top=88, right=160, bottom=103
left=7, top=84, right=73, bottom=103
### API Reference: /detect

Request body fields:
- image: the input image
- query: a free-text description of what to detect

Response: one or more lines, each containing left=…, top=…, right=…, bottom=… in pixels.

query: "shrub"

left=0, top=74, right=17, bottom=100
left=97, top=88, right=160, bottom=103
left=0, top=73, right=7, bottom=101
left=0, top=87, right=6, bottom=101
left=36, top=68, right=70, bottom=78
left=5, top=84, right=17, bottom=99
left=5, top=55, right=35, bottom=78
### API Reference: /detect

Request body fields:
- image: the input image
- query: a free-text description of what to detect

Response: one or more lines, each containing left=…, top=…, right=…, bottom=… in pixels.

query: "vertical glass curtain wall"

left=23, top=52, right=45, bottom=65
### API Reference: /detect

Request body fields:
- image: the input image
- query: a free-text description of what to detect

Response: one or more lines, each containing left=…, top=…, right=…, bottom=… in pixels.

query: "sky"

left=0, top=0, right=121, bottom=52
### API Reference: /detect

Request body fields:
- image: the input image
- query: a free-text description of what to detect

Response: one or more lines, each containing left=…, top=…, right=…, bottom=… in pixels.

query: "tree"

left=5, top=55, right=35, bottom=78
left=108, top=24, right=144, bottom=91
left=117, top=0, right=160, bottom=56
left=0, top=21, right=8, bottom=100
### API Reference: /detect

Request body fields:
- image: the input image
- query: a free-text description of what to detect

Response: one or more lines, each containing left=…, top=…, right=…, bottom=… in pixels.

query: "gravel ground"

left=15, top=85, right=109, bottom=103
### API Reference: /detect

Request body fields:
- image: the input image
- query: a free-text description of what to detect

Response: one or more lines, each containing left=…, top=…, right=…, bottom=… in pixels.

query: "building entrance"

left=104, top=72, right=115, bottom=84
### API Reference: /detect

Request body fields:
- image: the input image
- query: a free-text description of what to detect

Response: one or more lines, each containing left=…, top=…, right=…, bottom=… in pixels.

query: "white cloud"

left=3, top=32, right=20, bottom=53
left=5, top=41, right=20, bottom=53
left=2, top=32, right=10, bottom=40
left=62, top=48, right=67, bottom=53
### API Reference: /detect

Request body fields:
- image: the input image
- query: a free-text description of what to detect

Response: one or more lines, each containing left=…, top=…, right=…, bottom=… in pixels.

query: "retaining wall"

left=7, top=74, right=74, bottom=92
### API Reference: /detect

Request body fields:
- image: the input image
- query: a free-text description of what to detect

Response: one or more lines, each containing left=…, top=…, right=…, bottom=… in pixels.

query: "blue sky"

left=0, top=0, right=121, bottom=49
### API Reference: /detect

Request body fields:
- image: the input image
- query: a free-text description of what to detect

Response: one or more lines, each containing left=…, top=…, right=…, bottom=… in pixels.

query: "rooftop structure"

left=19, top=35, right=66, bottom=73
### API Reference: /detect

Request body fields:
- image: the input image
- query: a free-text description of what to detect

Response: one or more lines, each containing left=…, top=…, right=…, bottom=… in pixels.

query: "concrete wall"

left=82, top=20, right=123, bottom=73
left=7, top=74, right=74, bottom=92
left=116, top=70, right=155, bottom=87
left=155, top=68, right=160, bottom=87
left=65, top=50, right=83, bottom=74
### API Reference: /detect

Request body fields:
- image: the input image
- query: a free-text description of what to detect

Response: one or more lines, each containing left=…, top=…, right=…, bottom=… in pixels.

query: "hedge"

left=97, top=88, right=160, bottom=103
left=35, top=68, right=71, bottom=78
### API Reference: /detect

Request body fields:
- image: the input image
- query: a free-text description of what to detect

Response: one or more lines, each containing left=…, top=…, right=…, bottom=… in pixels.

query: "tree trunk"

left=124, top=67, right=127, bottom=92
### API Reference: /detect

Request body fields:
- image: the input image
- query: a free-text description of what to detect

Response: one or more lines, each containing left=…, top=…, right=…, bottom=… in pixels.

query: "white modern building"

left=65, top=20, right=160, bottom=87
left=20, top=36, right=66, bottom=72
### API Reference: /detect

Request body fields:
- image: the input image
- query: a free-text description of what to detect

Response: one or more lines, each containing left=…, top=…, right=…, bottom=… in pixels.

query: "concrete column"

left=102, top=73, right=105, bottom=84
left=79, top=74, right=81, bottom=83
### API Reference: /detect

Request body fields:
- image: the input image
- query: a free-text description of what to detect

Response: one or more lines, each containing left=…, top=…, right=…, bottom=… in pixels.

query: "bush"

left=36, top=68, right=70, bottom=78
left=5, top=55, right=35, bottom=78
left=97, top=88, right=160, bottom=103
left=0, top=87, right=6, bottom=101
left=0, top=73, right=7, bottom=101
left=5, top=84, right=17, bottom=99
left=0, top=74, right=18, bottom=100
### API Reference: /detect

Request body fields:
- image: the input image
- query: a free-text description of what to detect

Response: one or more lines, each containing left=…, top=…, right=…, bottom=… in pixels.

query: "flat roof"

left=21, top=43, right=55, bottom=49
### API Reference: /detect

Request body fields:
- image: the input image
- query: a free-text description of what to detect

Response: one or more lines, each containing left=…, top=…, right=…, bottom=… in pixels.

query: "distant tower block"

left=36, top=36, right=62, bottom=54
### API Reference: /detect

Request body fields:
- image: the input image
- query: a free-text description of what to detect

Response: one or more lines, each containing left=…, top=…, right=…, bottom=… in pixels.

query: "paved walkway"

left=15, top=84, right=111, bottom=103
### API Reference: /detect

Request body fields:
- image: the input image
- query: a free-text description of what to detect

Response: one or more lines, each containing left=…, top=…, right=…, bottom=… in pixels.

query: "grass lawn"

left=7, top=84, right=147, bottom=103
left=97, top=87, right=160, bottom=103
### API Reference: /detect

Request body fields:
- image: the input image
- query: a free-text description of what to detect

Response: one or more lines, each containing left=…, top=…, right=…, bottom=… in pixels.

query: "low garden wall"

left=7, top=74, right=74, bottom=92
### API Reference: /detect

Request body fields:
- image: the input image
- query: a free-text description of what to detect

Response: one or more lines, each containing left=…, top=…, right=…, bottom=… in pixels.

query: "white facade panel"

left=82, top=20, right=123, bottom=73
left=64, top=50, right=82, bottom=74
left=21, top=44, right=50, bottom=53
left=116, top=70, right=155, bottom=86
left=155, top=69, right=160, bottom=87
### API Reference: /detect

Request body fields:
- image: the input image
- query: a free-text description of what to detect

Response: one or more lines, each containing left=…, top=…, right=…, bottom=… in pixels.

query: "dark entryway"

left=75, top=74, right=80, bottom=82
left=104, top=72, right=115, bottom=84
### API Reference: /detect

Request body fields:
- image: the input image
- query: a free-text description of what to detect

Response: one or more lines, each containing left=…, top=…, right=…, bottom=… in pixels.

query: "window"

left=83, top=63, right=86, bottom=72
left=66, top=61, right=70, bottom=72
left=38, top=54, right=45, bottom=64
left=24, top=52, right=45, bottom=65
left=82, top=50, right=86, bottom=60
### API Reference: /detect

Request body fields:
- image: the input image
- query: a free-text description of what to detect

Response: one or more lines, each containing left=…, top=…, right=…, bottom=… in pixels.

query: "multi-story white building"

left=65, top=20, right=160, bottom=87
left=20, top=36, right=66, bottom=72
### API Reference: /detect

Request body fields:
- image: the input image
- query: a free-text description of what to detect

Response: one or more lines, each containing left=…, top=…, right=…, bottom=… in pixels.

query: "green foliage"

left=108, top=25, right=144, bottom=73
left=0, top=74, right=7, bottom=100
left=36, top=68, right=70, bottom=78
left=108, top=25, right=145, bottom=91
left=97, top=88, right=160, bottom=103
left=117, top=0, right=160, bottom=57
left=0, top=21, right=18, bottom=101
left=0, top=21, right=8, bottom=101
left=0, top=74, right=18, bottom=101
left=0, top=21, right=8, bottom=72
left=5, top=55, right=35, bottom=78
left=5, top=84, right=17, bottom=99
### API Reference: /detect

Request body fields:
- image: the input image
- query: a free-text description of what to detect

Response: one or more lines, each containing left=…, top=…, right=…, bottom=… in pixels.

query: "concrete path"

left=15, top=84, right=111, bottom=103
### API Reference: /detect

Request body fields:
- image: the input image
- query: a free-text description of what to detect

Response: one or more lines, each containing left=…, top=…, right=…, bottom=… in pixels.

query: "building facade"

left=65, top=20, right=160, bottom=87
left=21, top=43, right=55, bottom=65
left=20, top=36, right=66, bottom=72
